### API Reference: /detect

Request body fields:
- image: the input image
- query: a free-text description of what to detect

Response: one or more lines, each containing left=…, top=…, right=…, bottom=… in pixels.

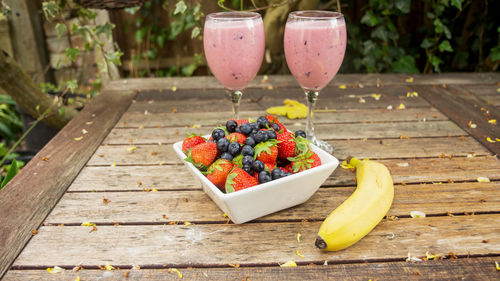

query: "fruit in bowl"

left=172, top=115, right=339, bottom=224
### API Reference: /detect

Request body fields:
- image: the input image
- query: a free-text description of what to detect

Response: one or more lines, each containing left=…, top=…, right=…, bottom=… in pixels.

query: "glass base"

left=309, top=136, right=334, bottom=154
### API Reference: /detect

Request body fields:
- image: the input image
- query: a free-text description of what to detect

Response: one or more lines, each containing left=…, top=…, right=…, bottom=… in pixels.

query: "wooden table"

left=1, top=73, right=500, bottom=280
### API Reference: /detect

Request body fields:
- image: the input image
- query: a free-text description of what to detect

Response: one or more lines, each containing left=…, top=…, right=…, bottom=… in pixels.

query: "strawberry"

left=182, top=133, right=205, bottom=154
left=287, top=149, right=322, bottom=173
left=227, top=132, right=247, bottom=144
left=229, top=119, right=249, bottom=126
left=225, top=167, right=259, bottom=193
left=255, top=139, right=278, bottom=165
left=205, top=159, right=233, bottom=190
left=185, top=142, right=217, bottom=171
left=264, top=162, right=275, bottom=172
left=277, top=131, right=296, bottom=159
left=265, top=115, right=286, bottom=131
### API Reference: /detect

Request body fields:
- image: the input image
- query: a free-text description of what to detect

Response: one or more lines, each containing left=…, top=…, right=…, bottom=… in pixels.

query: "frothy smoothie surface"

left=284, top=20, right=346, bottom=91
left=204, top=20, right=265, bottom=91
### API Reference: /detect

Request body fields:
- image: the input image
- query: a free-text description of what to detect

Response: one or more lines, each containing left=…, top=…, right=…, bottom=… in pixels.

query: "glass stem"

left=305, top=90, right=319, bottom=142
left=229, top=90, right=242, bottom=119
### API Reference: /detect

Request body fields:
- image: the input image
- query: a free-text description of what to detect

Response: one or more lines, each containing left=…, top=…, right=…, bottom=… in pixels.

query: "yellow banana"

left=315, top=157, right=394, bottom=251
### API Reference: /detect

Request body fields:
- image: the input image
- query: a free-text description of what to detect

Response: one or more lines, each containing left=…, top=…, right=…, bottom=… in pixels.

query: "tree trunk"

left=0, top=50, right=78, bottom=130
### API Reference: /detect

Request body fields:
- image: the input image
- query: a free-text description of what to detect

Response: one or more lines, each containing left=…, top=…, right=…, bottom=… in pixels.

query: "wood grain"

left=5, top=257, right=500, bottom=281
left=411, top=85, right=500, bottom=155
left=45, top=182, right=500, bottom=224
left=116, top=107, right=447, bottom=128
left=76, top=156, right=500, bottom=191
left=87, top=136, right=490, bottom=166
left=103, top=121, right=465, bottom=145
left=0, top=89, right=136, bottom=278
left=106, top=73, right=500, bottom=92
left=13, top=214, right=500, bottom=267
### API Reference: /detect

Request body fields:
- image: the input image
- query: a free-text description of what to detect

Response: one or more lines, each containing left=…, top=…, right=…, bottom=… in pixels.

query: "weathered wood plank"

left=117, top=108, right=447, bottom=128
left=87, top=136, right=489, bottom=166
left=13, top=214, right=500, bottom=267
left=5, top=257, right=500, bottom=281
left=411, top=85, right=500, bottom=155
left=127, top=98, right=264, bottom=113
left=103, top=121, right=465, bottom=145
left=76, top=156, right=500, bottom=191
left=105, top=73, right=500, bottom=92
left=68, top=165, right=201, bottom=192
left=45, top=182, right=500, bottom=224
left=0, top=89, right=136, bottom=278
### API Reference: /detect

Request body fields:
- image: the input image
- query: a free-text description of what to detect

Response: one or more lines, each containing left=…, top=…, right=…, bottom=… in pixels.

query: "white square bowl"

left=172, top=138, right=339, bottom=224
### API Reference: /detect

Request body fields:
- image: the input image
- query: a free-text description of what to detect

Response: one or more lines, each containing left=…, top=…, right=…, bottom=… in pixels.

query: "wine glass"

left=284, top=11, right=347, bottom=154
left=203, top=12, right=265, bottom=119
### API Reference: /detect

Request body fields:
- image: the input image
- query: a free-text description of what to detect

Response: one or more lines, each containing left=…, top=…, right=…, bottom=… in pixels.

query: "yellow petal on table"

left=406, top=91, right=418, bottom=97
left=486, top=137, right=496, bottom=143
left=371, top=93, right=381, bottom=100
left=104, top=262, right=115, bottom=270
left=152, top=188, right=158, bottom=192
left=81, top=222, right=96, bottom=227
left=74, top=136, right=83, bottom=141
left=75, top=277, right=80, bottom=281
left=171, top=86, right=177, bottom=92
left=497, top=88, right=500, bottom=93
left=47, top=266, right=65, bottom=274
left=496, top=261, right=500, bottom=270
left=296, top=250, right=305, bottom=258
left=81, top=129, right=88, bottom=135
left=425, top=251, right=439, bottom=260
left=280, top=261, right=297, bottom=267
left=127, top=146, right=136, bottom=152
left=398, top=103, right=406, bottom=109
left=266, top=99, right=308, bottom=119
left=168, top=268, right=183, bottom=278
left=405, top=77, right=414, bottom=83
left=410, top=211, right=426, bottom=218
left=297, top=233, right=301, bottom=243
left=488, top=119, right=496, bottom=125
left=477, top=177, right=490, bottom=183
left=339, top=84, right=347, bottom=89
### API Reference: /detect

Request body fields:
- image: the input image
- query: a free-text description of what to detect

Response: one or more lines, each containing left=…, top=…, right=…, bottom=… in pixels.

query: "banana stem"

left=348, top=157, right=360, bottom=168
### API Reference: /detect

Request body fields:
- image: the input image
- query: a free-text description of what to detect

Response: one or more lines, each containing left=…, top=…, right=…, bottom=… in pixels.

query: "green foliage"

left=127, top=0, right=203, bottom=77
left=1, top=159, right=19, bottom=189
left=345, top=0, right=499, bottom=73
left=0, top=95, right=22, bottom=143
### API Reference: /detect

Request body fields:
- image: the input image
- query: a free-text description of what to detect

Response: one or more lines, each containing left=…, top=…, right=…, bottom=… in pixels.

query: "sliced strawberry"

left=225, top=167, right=259, bottom=193
left=182, top=133, right=205, bottom=154
left=184, top=142, right=217, bottom=171
left=205, top=159, right=233, bottom=190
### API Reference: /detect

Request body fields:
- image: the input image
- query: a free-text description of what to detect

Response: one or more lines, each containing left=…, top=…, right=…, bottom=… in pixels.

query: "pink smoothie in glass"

left=204, top=19, right=265, bottom=91
left=284, top=20, right=346, bottom=91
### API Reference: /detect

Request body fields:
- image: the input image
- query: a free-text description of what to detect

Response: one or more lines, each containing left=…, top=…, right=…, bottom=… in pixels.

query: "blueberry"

left=284, top=172, right=293, bottom=177
left=226, top=120, right=238, bottom=133
left=272, top=123, right=281, bottom=132
left=258, top=119, right=271, bottom=129
left=228, top=142, right=241, bottom=156
left=252, top=160, right=265, bottom=173
left=258, top=171, right=272, bottom=184
left=242, top=164, right=253, bottom=175
left=241, top=145, right=255, bottom=157
left=249, top=122, right=260, bottom=130
left=244, top=137, right=256, bottom=147
left=212, top=128, right=225, bottom=141
left=235, top=126, right=242, bottom=133
left=242, top=155, right=254, bottom=166
left=271, top=168, right=285, bottom=180
left=216, top=138, right=230, bottom=153
left=267, top=130, right=277, bottom=140
left=295, top=130, right=307, bottom=139
left=239, top=123, right=252, bottom=135
left=257, top=116, right=268, bottom=123
left=254, top=130, right=268, bottom=143
left=220, top=152, right=233, bottom=161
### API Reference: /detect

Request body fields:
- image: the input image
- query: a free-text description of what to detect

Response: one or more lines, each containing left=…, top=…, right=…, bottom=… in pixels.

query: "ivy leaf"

left=490, top=45, right=500, bottom=62
left=391, top=55, right=419, bottom=74
left=66, top=79, right=78, bottom=93
left=96, top=22, right=114, bottom=40
left=174, top=0, right=187, bottom=15
left=191, top=26, right=200, bottom=39
left=372, top=26, right=389, bottom=41
left=42, top=1, right=59, bottom=20
left=55, top=23, right=67, bottom=38
left=395, top=0, right=411, bottom=14
left=430, top=55, right=443, bottom=72
left=65, top=47, right=80, bottom=62
left=420, top=38, right=434, bottom=49
left=105, top=50, right=124, bottom=66
left=134, top=28, right=146, bottom=43
left=361, top=11, right=379, bottom=27
left=438, top=40, right=453, bottom=52
left=451, top=0, right=464, bottom=10
left=1, top=159, right=19, bottom=189
left=157, top=34, right=166, bottom=48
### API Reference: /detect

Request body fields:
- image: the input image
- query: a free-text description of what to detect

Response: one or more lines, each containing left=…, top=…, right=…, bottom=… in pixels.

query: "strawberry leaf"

left=225, top=171, right=237, bottom=193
